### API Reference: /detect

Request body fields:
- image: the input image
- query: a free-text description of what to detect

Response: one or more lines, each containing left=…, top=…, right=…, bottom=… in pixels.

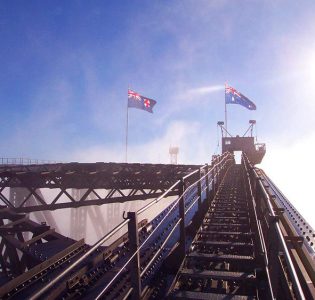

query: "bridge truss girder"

left=0, top=162, right=199, bottom=189
left=0, top=163, right=198, bottom=213
left=0, top=208, right=76, bottom=278
left=1, top=186, right=177, bottom=213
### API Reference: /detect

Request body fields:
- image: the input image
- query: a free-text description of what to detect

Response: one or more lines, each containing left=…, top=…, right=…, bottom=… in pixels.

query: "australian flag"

left=225, top=85, right=256, bottom=110
left=128, top=89, right=157, bottom=113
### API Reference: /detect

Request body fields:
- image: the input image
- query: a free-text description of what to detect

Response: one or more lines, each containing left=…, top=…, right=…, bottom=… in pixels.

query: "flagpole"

left=125, top=89, right=129, bottom=163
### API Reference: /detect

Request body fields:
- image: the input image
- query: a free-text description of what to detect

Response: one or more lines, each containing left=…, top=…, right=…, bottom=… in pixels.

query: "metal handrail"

left=95, top=153, right=233, bottom=298
left=136, top=152, right=231, bottom=216
left=182, top=168, right=199, bottom=180
left=140, top=218, right=181, bottom=277
left=0, top=157, right=62, bottom=165
left=242, top=155, right=275, bottom=299
left=243, top=154, right=305, bottom=300
left=260, top=171, right=315, bottom=256
left=31, top=181, right=186, bottom=300
left=30, top=218, right=130, bottom=300
left=183, top=154, right=233, bottom=195
left=30, top=152, right=233, bottom=299
left=137, top=180, right=181, bottom=216
left=258, top=178, right=305, bottom=300
left=96, top=192, right=183, bottom=300
left=185, top=160, right=232, bottom=216
left=95, top=183, right=187, bottom=298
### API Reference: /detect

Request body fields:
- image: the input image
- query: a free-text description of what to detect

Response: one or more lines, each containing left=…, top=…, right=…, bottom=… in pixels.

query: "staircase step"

left=172, top=290, right=255, bottom=299
left=187, top=252, right=254, bottom=262
left=179, top=269, right=256, bottom=281
left=211, top=205, right=247, bottom=210
left=199, top=231, right=253, bottom=236
left=202, top=222, right=250, bottom=227
left=205, top=216, right=249, bottom=221
left=206, top=210, right=248, bottom=215
left=210, top=209, right=247, bottom=213
left=193, top=241, right=253, bottom=247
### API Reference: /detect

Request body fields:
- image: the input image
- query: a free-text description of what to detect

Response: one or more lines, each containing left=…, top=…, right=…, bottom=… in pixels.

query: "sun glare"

left=308, top=55, right=315, bottom=84
left=300, top=49, right=315, bottom=85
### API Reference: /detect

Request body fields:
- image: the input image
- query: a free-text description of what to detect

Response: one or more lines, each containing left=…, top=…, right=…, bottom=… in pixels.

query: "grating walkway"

left=168, top=165, right=261, bottom=299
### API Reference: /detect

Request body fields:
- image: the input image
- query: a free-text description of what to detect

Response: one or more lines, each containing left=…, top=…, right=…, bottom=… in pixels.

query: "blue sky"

left=1, top=1, right=315, bottom=226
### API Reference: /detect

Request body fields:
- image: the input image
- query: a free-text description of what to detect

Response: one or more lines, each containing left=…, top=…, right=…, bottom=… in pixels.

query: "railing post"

left=205, top=164, right=210, bottom=202
left=179, top=178, right=186, bottom=258
left=127, top=212, right=141, bottom=299
left=214, top=158, right=219, bottom=192
left=197, top=168, right=202, bottom=209
left=211, top=163, right=216, bottom=197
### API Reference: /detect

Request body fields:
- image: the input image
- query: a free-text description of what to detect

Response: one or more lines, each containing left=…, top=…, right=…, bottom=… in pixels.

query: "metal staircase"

left=168, top=165, right=268, bottom=299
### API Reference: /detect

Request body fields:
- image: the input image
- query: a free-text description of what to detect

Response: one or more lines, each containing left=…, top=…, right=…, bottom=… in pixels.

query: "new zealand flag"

left=225, top=85, right=256, bottom=110
left=128, top=89, right=157, bottom=113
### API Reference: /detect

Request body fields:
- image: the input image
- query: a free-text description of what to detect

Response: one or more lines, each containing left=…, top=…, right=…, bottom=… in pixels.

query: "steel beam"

left=0, top=163, right=199, bottom=213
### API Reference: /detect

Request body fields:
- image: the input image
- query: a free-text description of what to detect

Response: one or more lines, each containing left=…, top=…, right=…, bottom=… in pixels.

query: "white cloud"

left=178, top=84, right=225, bottom=101
left=70, top=120, right=212, bottom=165
left=71, top=145, right=124, bottom=163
